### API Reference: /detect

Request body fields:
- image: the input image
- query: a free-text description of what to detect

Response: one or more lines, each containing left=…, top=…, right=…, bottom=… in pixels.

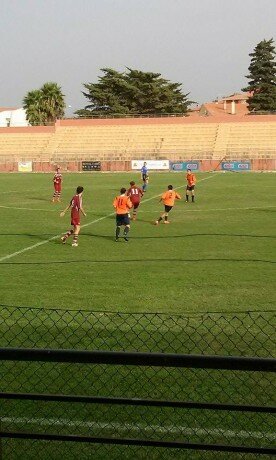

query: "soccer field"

left=0, top=171, right=275, bottom=458
left=0, top=171, right=275, bottom=313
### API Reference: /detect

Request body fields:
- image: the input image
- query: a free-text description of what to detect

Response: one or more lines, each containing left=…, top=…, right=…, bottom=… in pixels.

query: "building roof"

left=219, top=92, right=250, bottom=102
left=0, top=107, right=18, bottom=113
left=200, top=100, right=249, bottom=117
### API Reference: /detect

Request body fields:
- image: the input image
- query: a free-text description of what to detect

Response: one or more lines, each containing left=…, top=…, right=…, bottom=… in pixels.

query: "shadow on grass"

left=0, top=232, right=274, bottom=246
left=83, top=232, right=276, bottom=240
left=0, top=258, right=275, bottom=265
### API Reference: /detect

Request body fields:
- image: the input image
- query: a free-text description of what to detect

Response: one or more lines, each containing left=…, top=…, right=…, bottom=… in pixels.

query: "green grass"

left=0, top=171, right=275, bottom=459
left=0, top=171, right=275, bottom=312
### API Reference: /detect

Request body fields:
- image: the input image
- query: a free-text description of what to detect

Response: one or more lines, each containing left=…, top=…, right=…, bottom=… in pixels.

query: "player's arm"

left=60, top=203, right=71, bottom=217
left=176, top=192, right=181, bottom=200
left=159, top=192, right=166, bottom=202
left=113, top=197, right=118, bottom=209
left=127, top=197, right=133, bottom=209
left=80, top=206, right=86, bottom=217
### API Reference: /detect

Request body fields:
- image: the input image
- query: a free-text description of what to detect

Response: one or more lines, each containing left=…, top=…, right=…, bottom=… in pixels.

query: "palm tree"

left=40, top=82, right=66, bottom=124
left=23, top=83, right=66, bottom=125
left=23, top=89, right=45, bottom=125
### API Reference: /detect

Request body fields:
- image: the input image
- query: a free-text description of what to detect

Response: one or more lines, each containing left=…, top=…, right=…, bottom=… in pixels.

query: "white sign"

left=18, top=161, right=32, bottom=172
left=131, top=160, right=169, bottom=170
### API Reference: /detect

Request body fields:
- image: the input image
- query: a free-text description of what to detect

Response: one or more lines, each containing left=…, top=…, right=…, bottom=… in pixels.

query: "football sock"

left=123, top=227, right=129, bottom=236
left=64, top=229, right=73, bottom=240
left=192, top=195, right=195, bottom=202
left=158, top=217, right=163, bottom=222
left=164, top=215, right=168, bottom=221
left=186, top=195, right=189, bottom=201
left=116, top=226, right=120, bottom=239
left=73, top=234, right=78, bottom=244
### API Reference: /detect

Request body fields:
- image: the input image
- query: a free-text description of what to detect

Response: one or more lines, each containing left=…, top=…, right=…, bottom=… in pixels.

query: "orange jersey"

left=186, top=173, right=196, bottom=186
left=161, top=190, right=181, bottom=206
left=113, top=195, right=133, bottom=214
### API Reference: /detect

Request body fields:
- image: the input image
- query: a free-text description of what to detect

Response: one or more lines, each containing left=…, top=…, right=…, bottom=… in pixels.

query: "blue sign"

left=170, top=161, right=199, bottom=171
left=221, top=161, right=251, bottom=171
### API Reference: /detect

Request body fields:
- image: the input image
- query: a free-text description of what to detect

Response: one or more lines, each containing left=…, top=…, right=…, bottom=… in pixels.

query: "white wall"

left=0, top=108, right=29, bottom=127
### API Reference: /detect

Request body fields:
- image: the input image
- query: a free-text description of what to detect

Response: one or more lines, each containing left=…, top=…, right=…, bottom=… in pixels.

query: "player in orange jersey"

left=113, top=188, right=133, bottom=242
left=186, top=169, right=196, bottom=202
left=155, top=185, right=181, bottom=225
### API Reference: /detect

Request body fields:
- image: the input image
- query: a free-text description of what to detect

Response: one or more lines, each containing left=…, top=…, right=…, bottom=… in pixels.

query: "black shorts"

left=116, top=213, right=130, bottom=226
left=164, top=205, right=173, bottom=213
left=186, top=185, right=195, bottom=191
left=142, top=174, right=148, bottom=181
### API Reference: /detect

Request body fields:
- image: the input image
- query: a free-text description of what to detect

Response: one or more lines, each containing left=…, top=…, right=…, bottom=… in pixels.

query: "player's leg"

left=155, top=206, right=167, bottom=225
left=132, top=203, right=139, bottom=220
left=52, top=183, right=60, bottom=202
left=164, top=212, right=169, bottom=223
left=72, top=225, right=80, bottom=247
left=123, top=214, right=131, bottom=241
left=191, top=186, right=195, bottom=202
left=185, top=186, right=189, bottom=202
left=144, top=178, right=149, bottom=192
left=164, top=206, right=172, bottom=223
left=61, top=226, right=74, bottom=243
left=123, top=224, right=130, bottom=241
left=57, top=185, right=61, bottom=202
left=115, top=215, right=121, bottom=241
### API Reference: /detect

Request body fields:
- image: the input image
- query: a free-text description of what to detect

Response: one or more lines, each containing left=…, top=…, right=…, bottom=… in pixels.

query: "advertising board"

left=170, top=161, right=199, bottom=171
left=221, top=161, right=251, bottom=171
left=82, top=161, right=101, bottom=171
left=18, top=161, right=32, bottom=172
left=131, top=160, right=169, bottom=170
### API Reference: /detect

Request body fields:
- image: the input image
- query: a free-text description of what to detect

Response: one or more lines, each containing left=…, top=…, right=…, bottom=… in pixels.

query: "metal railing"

left=0, top=306, right=275, bottom=458
left=0, top=348, right=275, bottom=459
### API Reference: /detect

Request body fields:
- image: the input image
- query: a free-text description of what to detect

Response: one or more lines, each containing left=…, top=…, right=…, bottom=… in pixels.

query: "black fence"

left=0, top=306, right=275, bottom=459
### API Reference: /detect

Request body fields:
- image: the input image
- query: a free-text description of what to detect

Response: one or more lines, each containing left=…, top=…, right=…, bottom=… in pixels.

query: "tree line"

left=23, top=39, right=276, bottom=125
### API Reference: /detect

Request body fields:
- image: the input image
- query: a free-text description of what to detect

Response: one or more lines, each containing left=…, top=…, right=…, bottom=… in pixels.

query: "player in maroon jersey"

left=127, top=181, right=144, bottom=220
left=60, top=186, right=86, bottom=247
left=52, top=167, right=62, bottom=203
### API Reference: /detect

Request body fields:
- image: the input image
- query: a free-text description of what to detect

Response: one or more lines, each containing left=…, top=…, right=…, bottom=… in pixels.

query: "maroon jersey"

left=70, top=194, right=82, bottom=220
left=53, top=172, right=62, bottom=185
left=127, top=186, right=143, bottom=203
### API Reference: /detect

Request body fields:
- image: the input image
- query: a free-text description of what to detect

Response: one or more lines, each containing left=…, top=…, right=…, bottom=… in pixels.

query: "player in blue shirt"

left=141, top=162, right=149, bottom=192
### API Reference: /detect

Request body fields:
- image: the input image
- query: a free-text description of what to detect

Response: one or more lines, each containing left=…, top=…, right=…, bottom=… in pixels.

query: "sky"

left=1, top=0, right=275, bottom=116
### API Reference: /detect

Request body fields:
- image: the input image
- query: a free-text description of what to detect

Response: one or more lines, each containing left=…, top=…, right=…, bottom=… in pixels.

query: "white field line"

left=0, top=205, right=56, bottom=212
left=0, top=174, right=216, bottom=263
left=1, top=416, right=275, bottom=441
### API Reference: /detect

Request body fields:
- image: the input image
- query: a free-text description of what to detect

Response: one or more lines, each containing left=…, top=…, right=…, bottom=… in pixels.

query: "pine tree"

left=75, top=68, right=192, bottom=117
left=243, top=38, right=276, bottom=112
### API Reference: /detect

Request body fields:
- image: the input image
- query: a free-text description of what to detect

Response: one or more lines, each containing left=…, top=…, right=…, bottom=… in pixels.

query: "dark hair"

left=76, top=186, right=84, bottom=194
left=168, top=185, right=173, bottom=190
left=120, top=187, right=126, bottom=194
left=187, top=169, right=191, bottom=172
left=130, top=181, right=135, bottom=186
